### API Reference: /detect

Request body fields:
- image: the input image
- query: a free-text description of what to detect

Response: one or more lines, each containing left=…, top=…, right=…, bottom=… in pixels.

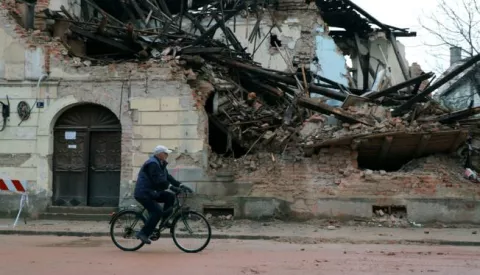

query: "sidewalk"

left=1, top=218, right=479, bottom=246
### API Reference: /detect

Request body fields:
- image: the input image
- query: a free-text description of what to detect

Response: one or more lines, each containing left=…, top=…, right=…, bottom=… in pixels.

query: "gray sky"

left=352, top=0, right=444, bottom=73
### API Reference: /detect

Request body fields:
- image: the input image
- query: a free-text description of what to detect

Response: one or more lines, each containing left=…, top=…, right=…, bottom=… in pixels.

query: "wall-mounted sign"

left=65, top=131, right=76, bottom=140
left=68, top=144, right=77, bottom=149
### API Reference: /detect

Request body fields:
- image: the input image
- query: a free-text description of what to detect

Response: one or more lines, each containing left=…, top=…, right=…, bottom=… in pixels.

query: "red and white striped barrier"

left=0, top=178, right=29, bottom=228
left=0, top=179, right=27, bottom=193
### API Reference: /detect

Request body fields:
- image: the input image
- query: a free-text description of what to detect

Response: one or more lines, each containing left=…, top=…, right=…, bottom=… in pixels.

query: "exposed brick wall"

left=0, top=1, right=65, bottom=70
left=34, top=0, right=49, bottom=30
left=1, top=4, right=187, bottom=80
left=216, top=148, right=480, bottom=213
left=1, top=0, right=48, bottom=30
left=36, top=0, right=49, bottom=11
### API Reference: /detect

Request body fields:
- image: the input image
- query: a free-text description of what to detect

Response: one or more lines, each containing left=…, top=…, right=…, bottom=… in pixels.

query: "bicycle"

left=109, top=185, right=212, bottom=253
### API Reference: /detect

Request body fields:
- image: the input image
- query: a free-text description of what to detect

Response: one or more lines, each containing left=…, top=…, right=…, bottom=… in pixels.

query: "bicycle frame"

left=109, top=189, right=190, bottom=232
left=109, top=187, right=211, bottom=253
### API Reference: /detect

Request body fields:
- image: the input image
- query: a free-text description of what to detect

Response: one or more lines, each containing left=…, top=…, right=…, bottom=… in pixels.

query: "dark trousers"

left=135, top=191, right=175, bottom=236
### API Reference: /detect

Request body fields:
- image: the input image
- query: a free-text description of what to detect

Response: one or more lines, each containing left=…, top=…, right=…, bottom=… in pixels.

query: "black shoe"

left=136, top=232, right=151, bottom=245
left=149, top=230, right=160, bottom=241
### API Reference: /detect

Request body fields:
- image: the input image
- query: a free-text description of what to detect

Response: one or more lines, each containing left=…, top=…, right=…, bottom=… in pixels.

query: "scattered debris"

left=465, top=167, right=480, bottom=183
left=410, top=221, right=423, bottom=228
left=372, top=214, right=410, bottom=228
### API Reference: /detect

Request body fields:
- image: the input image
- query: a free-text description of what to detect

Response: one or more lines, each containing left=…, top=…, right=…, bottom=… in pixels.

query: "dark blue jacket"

left=134, top=156, right=181, bottom=199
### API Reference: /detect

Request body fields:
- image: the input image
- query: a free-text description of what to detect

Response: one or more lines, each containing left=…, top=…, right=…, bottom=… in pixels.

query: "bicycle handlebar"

left=170, top=185, right=194, bottom=194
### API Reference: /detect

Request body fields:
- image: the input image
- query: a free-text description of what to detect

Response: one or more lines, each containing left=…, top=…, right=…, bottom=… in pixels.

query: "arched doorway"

left=52, top=103, right=122, bottom=207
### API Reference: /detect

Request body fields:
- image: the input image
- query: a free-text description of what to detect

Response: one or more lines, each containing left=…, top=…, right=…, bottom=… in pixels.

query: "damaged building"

left=0, top=0, right=480, bottom=224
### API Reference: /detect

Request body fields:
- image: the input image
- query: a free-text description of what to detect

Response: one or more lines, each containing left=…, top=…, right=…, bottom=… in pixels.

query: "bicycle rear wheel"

left=171, top=210, right=211, bottom=253
left=110, top=210, right=146, bottom=252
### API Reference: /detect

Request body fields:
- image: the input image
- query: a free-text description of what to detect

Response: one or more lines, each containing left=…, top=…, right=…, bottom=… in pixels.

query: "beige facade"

left=0, top=79, right=207, bottom=214
left=0, top=7, right=211, bottom=213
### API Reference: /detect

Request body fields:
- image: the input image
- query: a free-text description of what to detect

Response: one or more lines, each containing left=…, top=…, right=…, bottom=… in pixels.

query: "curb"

left=1, top=230, right=480, bottom=246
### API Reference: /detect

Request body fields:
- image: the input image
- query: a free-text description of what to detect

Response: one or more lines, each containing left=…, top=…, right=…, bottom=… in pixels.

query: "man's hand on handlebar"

left=180, top=184, right=194, bottom=193
left=169, top=184, right=194, bottom=194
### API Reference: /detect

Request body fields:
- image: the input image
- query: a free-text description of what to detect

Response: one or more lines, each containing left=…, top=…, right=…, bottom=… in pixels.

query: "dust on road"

left=0, top=235, right=479, bottom=275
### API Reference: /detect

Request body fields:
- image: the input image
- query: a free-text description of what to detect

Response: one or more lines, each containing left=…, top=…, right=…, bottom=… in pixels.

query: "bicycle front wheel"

left=110, top=210, right=146, bottom=252
left=171, top=210, right=212, bottom=253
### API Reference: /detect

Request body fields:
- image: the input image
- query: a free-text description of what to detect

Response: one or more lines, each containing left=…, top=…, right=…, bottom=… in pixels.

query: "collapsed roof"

left=315, top=0, right=416, bottom=37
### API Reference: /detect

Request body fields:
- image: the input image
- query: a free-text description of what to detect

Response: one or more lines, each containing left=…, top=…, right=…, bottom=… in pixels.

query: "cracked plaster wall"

left=212, top=11, right=350, bottom=106
left=352, top=35, right=410, bottom=90
left=439, top=70, right=480, bottom=111
left=186, top=10, right=350, bottom=85
left=192, top=9, right=408, bottom=95
left=48, top=0, right=81, bottom=17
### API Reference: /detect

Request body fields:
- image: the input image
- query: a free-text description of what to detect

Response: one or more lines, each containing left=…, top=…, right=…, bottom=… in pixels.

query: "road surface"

left=0, top=235, right=479, bottom=274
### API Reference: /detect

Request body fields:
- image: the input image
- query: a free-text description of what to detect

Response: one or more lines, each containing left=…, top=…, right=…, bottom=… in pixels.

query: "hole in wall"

left=84, top=39, right=143, bottom=60
left=203, top=206, right=234, bottom=218
left=270, top=34, right=282, bottom=47
left=358, top=155, right=416, bottom=172
left=204, top=92, right=247, bottom=158
left=372, top=205, right=407, bottom=219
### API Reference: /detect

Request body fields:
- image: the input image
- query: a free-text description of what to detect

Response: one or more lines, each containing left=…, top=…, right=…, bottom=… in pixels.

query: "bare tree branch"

left=421, top=0, right=480, bottom=67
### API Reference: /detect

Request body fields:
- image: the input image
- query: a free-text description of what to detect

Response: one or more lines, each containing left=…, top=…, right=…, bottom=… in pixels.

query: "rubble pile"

left=300, top=105, right=457, bottom=147
left=302, top=121, right=448, bottom=147
left=400, top=154, right=465, bottom=173
left=208, top=151, right=278, bottom=172
left=400, top=154, right=469, bottom=184
left=372, top=208, right=410, bottom=228
left=30, top=0, right=480, bottom=157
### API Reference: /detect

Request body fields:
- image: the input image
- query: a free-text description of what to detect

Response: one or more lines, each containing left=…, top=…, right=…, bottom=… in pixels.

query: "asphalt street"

left=0, top=235, right=479, bottom=274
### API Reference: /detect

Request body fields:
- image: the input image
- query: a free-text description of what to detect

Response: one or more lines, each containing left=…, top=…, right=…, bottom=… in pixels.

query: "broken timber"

left=209, top=56, right=348, bottom=101
left=367, top=72, right=434, bottom=99
left=418, top=106, right=480, bottom=124
left=393, top=53, right=480, bottom=116
left=297, top=97, right=373, bottom=126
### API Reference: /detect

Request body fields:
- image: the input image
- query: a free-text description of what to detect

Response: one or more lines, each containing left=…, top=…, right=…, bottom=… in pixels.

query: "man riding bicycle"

left=134, top=145, right=185, bottom=244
